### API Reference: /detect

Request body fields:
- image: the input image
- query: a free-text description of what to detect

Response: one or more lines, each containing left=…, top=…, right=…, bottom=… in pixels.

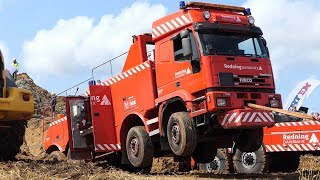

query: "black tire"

left=235, top=128, right=263, bottom=152
left=49, top=151, right=67, bottom=162
left=126, top=126, right=154, bottom=168
left=167, top=112, right=197, bottom=156
left=0, top=120, right=26, bottom=160
left=199, top=149, right=229, bottom=173
left=192, top=142, right=217, bottom=163
left=233, top=146, right=270, bottom=174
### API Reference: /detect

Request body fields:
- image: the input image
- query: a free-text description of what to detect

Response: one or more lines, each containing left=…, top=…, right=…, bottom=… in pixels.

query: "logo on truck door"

left=124, top=96, right=137, bottom=111
left=175, top=68, right=191, bottom=79
left=91, top=95, right=111, bottom=106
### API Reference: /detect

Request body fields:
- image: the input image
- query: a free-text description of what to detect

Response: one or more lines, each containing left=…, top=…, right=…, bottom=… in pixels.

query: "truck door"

left=69, top=98, right=88, bottom=149
left=89, top=85, right=118, bottom=152
left=66, top=96, right=93, bottom=160
left=155, top=30, right=204, bottom=96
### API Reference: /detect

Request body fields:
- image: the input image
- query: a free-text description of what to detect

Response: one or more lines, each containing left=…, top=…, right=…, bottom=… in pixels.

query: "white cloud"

left=22, top=1, right=167, bottom=79
left=243, top=0, right=320, bottom=80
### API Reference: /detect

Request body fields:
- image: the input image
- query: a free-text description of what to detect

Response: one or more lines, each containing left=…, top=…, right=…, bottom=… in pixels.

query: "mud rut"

left=0, top=118, right=308, bottom=179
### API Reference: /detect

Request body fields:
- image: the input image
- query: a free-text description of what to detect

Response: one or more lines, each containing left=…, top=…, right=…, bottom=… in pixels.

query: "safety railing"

left=91, top=49, right=154, bottom=83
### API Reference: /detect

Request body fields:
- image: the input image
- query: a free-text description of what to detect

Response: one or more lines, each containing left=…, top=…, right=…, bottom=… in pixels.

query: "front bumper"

left=217, top=109, right=274, bottom=129
left=0, top=87, right=34, bottom=121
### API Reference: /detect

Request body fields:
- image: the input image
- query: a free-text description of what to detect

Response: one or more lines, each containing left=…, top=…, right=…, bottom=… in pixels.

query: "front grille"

left=233, top=74, right=271, bottom=87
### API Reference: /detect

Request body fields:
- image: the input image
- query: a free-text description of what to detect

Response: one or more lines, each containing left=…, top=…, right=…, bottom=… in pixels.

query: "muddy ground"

left=0, top=118, right=316, bottom=179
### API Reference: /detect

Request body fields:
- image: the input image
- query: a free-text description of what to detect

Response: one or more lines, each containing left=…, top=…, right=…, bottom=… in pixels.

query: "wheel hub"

left=241, top=152, right=257, bottom=169
left=207, top=157, right=221, bottom=171
left=130, top=137, right=140, bottom=157
left=171, top=124, right=181, bottom=145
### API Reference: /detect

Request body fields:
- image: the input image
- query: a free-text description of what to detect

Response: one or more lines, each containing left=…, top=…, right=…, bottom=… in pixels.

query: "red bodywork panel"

left=89, top=85, right=119, bottom=152
left=43, top=116, right=69, bottom=152
left=264, top=121, right=320, bottom=152
left=217, top=109, right=274, bottom=128
left=122, top=35, right=153, bottom=72
left=110, top=60, right=157, bottom=133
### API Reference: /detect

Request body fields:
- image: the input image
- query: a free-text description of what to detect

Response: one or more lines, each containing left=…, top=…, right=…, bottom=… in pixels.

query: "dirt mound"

left=20, top=118, right=52, bottom=158
left=16, top=73, right=66, bottom=115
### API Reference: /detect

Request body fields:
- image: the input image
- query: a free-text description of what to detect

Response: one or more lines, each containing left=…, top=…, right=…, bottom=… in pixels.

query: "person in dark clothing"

left=50, top=93, right=57, bottom=115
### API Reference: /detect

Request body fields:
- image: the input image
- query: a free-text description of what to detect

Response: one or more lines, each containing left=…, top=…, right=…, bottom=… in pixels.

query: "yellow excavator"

left=0, top=50, right=34, bottom=160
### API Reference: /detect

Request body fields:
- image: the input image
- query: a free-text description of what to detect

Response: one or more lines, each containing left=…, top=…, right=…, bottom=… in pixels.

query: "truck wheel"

left=199, top=149, right=229, bottom=173
left=233, top=146, right=269, bottom=174
left=192, top=142, right=217, bottom=163
left=126, top=126, right=154, bottom=168
left=235, top=128, right=263, bottom=152
left=167, top=112, right=197, bottom=156
left=49, top=151, right=67, bottom=162
left=0, top=120, right=26, bottom=160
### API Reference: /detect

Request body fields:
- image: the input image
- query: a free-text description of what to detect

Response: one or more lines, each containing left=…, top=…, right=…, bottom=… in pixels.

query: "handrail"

left=56, top=77, right=93, bottom=97
left=91, top=51, right=128, bottom=80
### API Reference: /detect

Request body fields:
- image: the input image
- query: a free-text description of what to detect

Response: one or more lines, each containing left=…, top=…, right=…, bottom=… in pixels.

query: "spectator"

left=50, top=93, right=57, bottom=116
left=292, top=106, right=297, bottom=112
left=11, top=58, right=19, bottom=81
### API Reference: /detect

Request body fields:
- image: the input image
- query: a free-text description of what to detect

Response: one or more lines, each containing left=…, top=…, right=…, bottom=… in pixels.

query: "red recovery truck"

left=44, top=1, right=281, bottom=172
left=200, top=105, right=320, bottom=174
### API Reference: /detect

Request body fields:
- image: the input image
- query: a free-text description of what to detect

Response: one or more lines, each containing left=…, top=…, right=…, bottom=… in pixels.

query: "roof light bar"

left=186, top=1, right=245, bottom=12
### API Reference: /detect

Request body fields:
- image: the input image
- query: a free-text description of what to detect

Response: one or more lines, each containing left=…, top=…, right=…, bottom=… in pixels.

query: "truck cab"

left=154, top=2, right=281, bottom=120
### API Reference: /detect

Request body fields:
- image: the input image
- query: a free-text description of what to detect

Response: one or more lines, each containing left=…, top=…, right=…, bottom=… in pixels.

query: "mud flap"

left=89, top=85, right=119, bottom=153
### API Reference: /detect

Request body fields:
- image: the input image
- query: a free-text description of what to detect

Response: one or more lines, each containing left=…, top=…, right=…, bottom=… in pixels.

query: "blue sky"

left=0, top=0, right=320, bottom=112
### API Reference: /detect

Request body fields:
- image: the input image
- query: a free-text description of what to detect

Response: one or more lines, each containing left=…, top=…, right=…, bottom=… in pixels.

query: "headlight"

left=270, top=99, right=280, bottom=108
left=217, top=98, right=228, bottom=107
left=248, top=15, right=255, bottom=25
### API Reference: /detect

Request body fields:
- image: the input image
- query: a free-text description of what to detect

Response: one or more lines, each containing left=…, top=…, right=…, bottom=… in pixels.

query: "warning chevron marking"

left=309, top=133, right=319, bottom=143
left=101, top=95, right=111, bottom=106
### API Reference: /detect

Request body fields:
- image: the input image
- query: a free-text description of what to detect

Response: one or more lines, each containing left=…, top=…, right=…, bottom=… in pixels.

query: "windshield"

left=199, top=32, right=268, bottom=58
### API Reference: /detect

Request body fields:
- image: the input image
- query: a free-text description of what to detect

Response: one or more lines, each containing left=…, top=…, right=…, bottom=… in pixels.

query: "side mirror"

left=261, top=37, right=270, bottom=57
left=182, top=37, right=192, bottom=58
left=261, top=37, right=267, bottom=47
